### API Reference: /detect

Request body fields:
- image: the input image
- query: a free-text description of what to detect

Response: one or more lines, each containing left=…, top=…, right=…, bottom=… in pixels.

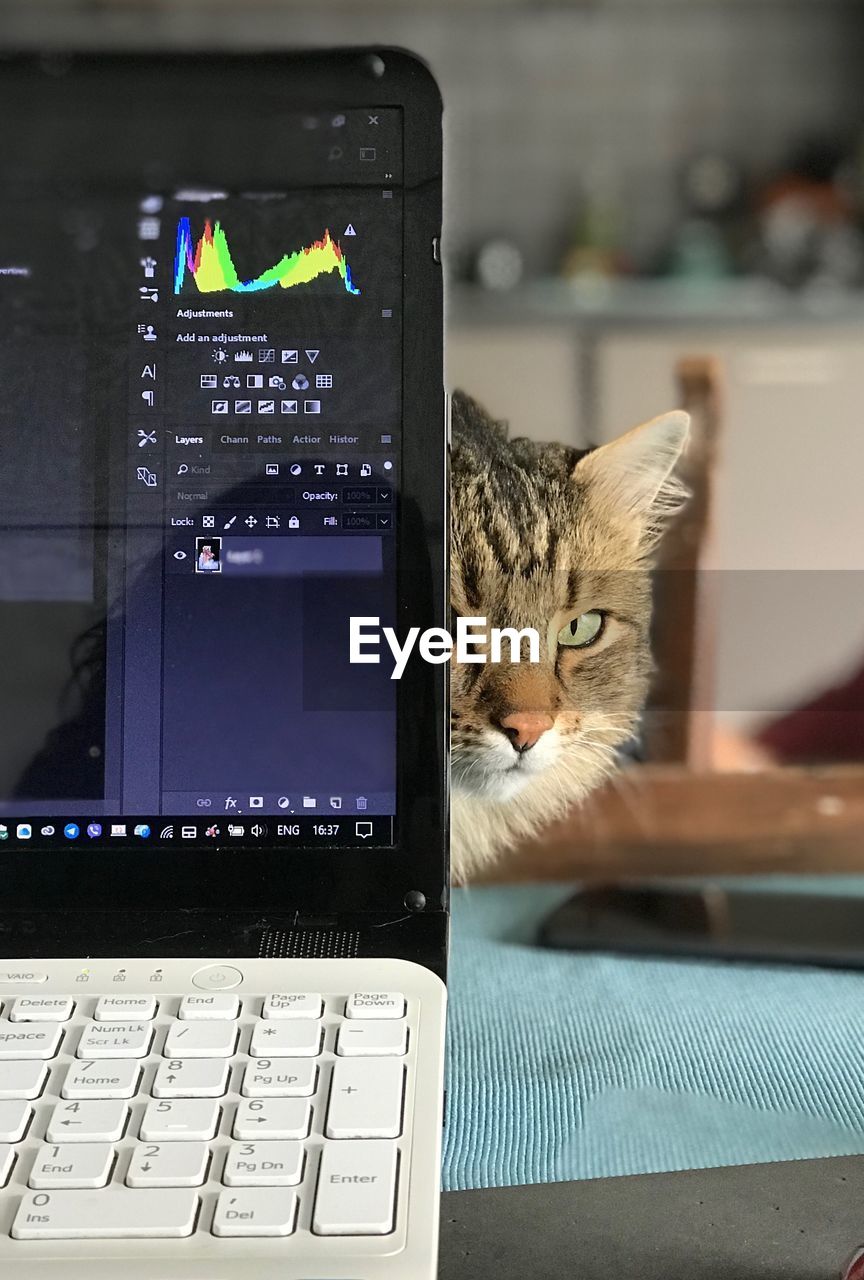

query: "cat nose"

left=498, top=712, right=554, bottom=753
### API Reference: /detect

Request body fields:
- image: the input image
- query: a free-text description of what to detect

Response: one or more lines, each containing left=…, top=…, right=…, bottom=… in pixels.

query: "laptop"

left=0, top=49, right=448, bottom=1278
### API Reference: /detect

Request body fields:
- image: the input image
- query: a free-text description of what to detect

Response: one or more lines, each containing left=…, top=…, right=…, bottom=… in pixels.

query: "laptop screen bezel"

left=0, top=48, right=448, bottom=917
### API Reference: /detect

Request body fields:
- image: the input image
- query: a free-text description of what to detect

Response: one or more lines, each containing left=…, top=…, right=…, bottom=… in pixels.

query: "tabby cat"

left=449, top=391, right=690, bottom=884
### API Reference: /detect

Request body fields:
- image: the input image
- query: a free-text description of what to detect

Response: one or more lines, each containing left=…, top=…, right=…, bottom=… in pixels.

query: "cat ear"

left=573, top=410, right=690, bottom=533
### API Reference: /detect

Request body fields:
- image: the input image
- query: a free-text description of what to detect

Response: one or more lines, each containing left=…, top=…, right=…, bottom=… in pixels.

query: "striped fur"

left=450, top=391, right=689, bottom=883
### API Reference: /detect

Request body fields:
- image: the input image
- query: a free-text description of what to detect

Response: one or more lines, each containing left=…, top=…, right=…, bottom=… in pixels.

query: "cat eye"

left=557, top=610, right=605, bottom=648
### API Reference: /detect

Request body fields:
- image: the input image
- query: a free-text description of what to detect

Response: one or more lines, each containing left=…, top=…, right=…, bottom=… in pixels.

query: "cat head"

left=450, top=393, right=690, bottom=802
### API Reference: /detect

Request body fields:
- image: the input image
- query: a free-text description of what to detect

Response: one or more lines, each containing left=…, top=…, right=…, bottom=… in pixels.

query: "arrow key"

left=152, top=1058, right=230, bottom=1099
left=46, top=1099, right=127, bottom=1143
left=127, top=1140, right=210, bottom=1187
left=233, top=1098, right=311, bottom=1140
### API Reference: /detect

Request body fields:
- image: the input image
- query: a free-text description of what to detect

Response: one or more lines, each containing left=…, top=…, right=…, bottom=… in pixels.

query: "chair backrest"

left=642, top=355, right=723, bottom=769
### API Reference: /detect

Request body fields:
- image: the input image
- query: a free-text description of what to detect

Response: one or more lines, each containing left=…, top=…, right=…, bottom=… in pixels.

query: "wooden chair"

left=476, top=355, right=864, bottom=883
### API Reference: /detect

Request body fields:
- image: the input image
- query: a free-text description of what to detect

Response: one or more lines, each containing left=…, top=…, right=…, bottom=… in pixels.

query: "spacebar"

left=12, top=1188, right=199, bottom=1239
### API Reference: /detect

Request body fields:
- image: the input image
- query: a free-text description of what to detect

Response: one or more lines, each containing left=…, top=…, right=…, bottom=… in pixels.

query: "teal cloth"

left=442, top=881, right=864, bottom=1190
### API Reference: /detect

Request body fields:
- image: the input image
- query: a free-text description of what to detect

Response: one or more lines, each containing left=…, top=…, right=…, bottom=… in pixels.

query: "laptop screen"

left=0, top=108, right=402, bottom=852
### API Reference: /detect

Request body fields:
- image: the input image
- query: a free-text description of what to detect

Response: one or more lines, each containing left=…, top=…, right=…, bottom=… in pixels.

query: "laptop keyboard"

left=0, top=958, right=446, bottom=1277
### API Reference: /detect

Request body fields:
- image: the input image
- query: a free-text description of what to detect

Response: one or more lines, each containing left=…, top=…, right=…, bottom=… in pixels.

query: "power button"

left=191, top=964, right=244, bottom=990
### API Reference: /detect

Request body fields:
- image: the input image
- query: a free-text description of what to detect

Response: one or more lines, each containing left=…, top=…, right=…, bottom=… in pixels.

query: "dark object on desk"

left=538, top=884, right=864, bottom=970
left=440, top=1155, right=864, bottom=1279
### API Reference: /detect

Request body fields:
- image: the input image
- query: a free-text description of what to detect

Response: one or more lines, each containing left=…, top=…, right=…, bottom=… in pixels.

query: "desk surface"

left=440, top=1155, right=864, bottom=1279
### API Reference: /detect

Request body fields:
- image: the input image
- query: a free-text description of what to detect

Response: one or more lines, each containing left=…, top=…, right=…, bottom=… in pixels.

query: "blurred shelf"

left=449, top=278, right=864, bottom=330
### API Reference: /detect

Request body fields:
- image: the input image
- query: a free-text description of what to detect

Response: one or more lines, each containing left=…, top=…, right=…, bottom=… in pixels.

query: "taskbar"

left=0, top=816, right=394, bottom=849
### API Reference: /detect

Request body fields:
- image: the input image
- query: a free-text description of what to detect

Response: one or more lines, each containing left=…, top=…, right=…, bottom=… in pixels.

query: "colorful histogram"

left=173, top=218, right=360, bottom=296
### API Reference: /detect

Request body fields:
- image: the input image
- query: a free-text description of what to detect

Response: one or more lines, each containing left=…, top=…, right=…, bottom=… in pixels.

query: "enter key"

left=313, top=1140, right=397, bottom=1236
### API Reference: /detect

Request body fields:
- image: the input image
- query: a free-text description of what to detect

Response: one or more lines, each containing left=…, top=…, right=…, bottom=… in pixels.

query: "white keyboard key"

left=0, top=1020, right=63, bottom=1060
left=63, top=1059, right=140, bottom=1100
left=77, top=1022, right=153, bottom=1059
left=140, top=1099, right=220, bottom=1141
left=164, top=1021, right=237, bottom=1059
left=153, top=1058, right=230, bottom=1099
left=0, top=1100, right=31, bottom=1142
left=178, top=994, right=239, bottom=1020
left=249, top=1020, right=321, bottom=1058
left=345, top=992, right=406, bottom=1020
left=9, top=997, right=74, bottom=1022
left=262, top=993, right=322, bottom=1019
left=212, top=1187, right=297, bottom=1237
left=47, top=1100, right=127, bottom=1144
left=94, top=996, right=158, bottom=1021
left=241, top=1058, right=317, bottom=1098
left=0, top=1059, right=48, bottom=1099
left=223, top=1140, right=304, bottom=1187
left=12, top=1187, right=199, bottom=1239
left=0, top=1145, right=14, bottom=1186
left=127, top=1141, right=210, bottom=1187
left=233, top=1098, right=311, bottom=1140
left=337, top=1020, right=408, bottom=1056
left=29, top=1142, right=114, bottom=1189
left=326, top=1059, right=403, bottom=1139
left=313, top=1140, right=398, bottom=1236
